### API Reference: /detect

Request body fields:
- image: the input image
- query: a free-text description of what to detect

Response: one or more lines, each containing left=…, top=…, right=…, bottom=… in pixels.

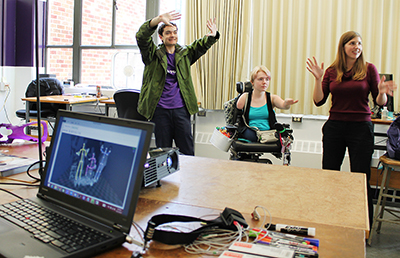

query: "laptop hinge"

left=113, top=223, right=123, bottom=230
left=37, top=193, right=46, bottom=199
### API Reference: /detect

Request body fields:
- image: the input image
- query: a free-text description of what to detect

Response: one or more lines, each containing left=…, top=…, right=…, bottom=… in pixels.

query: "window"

left=46, top=0, right=184, bottom=90
left=81, top=0, right=113, bottom=46
left=46, top=0, right=74, bottom=81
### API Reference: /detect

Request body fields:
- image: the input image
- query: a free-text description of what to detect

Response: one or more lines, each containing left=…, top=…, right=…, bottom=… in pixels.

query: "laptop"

left=0, top=110, right=153, bottom=258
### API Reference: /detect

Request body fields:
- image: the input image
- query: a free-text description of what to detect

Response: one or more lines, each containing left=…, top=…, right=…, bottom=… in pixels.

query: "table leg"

left=105, top=104, right=109, bottom=116
left=25, top=102, right=31, bottom=134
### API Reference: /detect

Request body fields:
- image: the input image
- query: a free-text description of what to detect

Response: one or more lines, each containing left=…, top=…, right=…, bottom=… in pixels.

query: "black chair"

left=113, top=89, right=147, bottom=121
left=16, top=78, right=65, bottom=132
left=225, top=81, right=294, bottom=165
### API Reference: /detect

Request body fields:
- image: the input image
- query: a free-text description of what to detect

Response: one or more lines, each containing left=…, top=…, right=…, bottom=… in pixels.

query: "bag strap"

left=242, top=91, right=259, bottom=131
left=143, top=208, right=248, bottom=245
left=144, top=214, right=211, bottom=245
left=265, top=92, right=278, bottom=129
left=242, top=91, right=278, bottom=133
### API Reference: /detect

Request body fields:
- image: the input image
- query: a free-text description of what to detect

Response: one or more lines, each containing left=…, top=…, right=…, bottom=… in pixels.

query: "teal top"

left=248, top=104, right=270, bottom=130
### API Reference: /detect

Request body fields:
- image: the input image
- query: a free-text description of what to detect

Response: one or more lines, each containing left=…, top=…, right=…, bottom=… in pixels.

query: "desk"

left=371, top=118, right=393, bottom=151
left=21, top=95, right=109, bottom=124
left=99, top=98, right=115, bottom=116
left=141, top=156, right=369, bottom=232
left=370, top=118, right=400, bottom=207
left=0, top=144, right=367, bottom=257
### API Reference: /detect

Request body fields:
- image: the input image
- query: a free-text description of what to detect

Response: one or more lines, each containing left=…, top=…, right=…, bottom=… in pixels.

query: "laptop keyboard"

left=0, top=199, right=111, bottom=253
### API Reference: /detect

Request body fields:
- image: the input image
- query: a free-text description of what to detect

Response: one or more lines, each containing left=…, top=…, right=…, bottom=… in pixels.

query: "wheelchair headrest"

left=236, top=81, right=253, bottom=94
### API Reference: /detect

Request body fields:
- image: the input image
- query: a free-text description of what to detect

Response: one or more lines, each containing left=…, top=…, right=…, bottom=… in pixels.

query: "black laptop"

left=0, top=110, right=153, bottom=257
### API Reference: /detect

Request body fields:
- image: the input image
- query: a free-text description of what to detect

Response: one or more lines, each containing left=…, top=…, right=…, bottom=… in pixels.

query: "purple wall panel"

left=2, top=0, right=45, bottom=67
left=0, top=0, right=3, bottom=65
left=15, top=0, right=34, bottom=66
left=3, top=0, right=17, bottom=66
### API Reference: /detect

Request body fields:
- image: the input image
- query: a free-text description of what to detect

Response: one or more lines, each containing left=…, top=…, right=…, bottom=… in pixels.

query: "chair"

left=225, top=81, right=294, bottom=165
left=16, top=78, right=65, bottom=133
left=113, top=89, right=147, bottom=121
left=368, top=155, right=400, bottom=245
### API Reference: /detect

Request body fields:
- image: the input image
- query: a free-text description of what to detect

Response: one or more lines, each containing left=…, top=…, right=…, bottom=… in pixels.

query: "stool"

left=368, top=155, right=400, bottom=245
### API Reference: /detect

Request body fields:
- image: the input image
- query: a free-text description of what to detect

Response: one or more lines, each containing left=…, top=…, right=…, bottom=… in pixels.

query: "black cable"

left=132, top=220, right=145, bottom=234
left=34, top=0, right=44, bottom=177
left=0, top=182, right=39, bottom=187
left=26, top=160, right=45, bottom=181
left=0, top=188, right=24, bottom=200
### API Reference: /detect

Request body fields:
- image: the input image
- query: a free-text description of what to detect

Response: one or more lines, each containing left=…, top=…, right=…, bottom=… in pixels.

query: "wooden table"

left=370, top=117, right=400, bottom=193
left=99, top=98, right=115, bottom=116
left=21, top=95, right=109, bottom=123
left=371, top=118, right=394, bottom=125
left=371, top=117, right=394, bottom=151
left=0, top=144, right=367, bottom=257
left=141, top=156, right=369, bottom=231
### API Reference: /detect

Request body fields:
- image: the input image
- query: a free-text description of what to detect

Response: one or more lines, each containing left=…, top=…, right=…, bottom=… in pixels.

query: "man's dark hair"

left=158, top=22, right=178, bottom=36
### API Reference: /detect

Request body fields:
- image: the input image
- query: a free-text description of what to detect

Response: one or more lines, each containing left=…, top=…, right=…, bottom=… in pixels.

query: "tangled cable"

left=184, top=205, right=272, bottom=255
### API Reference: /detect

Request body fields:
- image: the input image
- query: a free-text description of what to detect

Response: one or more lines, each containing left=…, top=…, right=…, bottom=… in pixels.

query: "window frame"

left=45, top=0, right=160, bottom=85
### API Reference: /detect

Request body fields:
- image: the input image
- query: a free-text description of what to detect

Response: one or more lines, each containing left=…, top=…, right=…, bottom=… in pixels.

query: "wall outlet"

left=292, top=116, right=303, bottom=123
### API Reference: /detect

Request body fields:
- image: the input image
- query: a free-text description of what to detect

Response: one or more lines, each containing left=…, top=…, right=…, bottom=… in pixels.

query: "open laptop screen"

left=40, top=111, right=153, bottom=224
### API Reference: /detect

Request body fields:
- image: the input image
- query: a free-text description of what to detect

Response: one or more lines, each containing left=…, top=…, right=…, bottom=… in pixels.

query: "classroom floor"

left=366, top=206, right=400, bottom=258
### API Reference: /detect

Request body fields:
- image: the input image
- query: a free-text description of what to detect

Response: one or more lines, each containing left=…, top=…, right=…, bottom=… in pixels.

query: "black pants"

left=151, top=106, right=194, bottom=156
left=322, top=120, right=374, bottom=228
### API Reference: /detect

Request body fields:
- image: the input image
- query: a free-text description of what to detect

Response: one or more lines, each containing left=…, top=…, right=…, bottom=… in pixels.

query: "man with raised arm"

left=136, top=11, right=219, bottom=155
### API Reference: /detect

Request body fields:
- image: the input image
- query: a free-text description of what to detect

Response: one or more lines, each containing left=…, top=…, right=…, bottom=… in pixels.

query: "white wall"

left=0, top=66, right=38, bottom=125
left=0, top=66, right=106, bottom=124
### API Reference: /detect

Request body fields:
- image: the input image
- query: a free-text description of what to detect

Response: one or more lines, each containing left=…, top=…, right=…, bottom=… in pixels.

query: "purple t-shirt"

left=157, top=52, right=185, bottom=109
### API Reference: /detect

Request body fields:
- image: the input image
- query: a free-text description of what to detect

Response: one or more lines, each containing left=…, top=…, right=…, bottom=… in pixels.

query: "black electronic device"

left=143, top=147, right=180, bottom=187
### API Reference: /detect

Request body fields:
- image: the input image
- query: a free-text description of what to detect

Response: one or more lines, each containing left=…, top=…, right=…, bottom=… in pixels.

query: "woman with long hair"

left=306, top=31, right=397, bottom=229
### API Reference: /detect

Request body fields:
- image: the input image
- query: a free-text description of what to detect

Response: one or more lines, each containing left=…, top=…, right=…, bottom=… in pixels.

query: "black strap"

left=146, top=214, right=210, bottom=245
left=243, top=90, right=277, bottom=130
left=144, top=208, right=247, bottom=245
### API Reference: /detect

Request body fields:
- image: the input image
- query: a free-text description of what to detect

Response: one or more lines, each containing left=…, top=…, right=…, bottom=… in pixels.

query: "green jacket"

left=135, top=20, right=219, bottom=120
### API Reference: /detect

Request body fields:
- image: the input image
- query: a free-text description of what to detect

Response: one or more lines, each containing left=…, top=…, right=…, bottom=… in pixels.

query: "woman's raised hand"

left=306, top=57, right=324, bottom=80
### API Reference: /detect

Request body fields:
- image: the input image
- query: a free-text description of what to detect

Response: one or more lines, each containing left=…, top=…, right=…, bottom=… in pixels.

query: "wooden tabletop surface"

left=141, top=156, right=369, bottom=233
left=21, top=95, right=108, bottom=104
left=0, top=143, right=367, bottom=258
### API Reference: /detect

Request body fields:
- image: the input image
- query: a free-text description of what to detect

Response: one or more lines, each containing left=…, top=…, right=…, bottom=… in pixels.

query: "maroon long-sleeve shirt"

left=315, top=63, right=380, bottom=122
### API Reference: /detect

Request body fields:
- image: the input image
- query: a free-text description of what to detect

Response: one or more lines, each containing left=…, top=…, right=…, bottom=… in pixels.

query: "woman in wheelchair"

left=236, top=65, right=298, bottom=142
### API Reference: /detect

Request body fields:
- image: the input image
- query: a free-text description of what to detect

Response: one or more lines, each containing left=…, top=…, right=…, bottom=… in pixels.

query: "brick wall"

left=46, top=0, right=146, bottom=87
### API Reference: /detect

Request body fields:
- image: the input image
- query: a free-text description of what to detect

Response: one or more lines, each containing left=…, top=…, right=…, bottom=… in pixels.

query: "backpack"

left=25, top=78, right=65, bottom=112
left=386, top=116, right=400, bottom=160
left=223, top=97, right=238, bottom=125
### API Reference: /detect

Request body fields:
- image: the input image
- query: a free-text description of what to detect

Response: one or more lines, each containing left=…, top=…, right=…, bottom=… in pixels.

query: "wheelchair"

left=224, top=81, right=294, bottom=165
